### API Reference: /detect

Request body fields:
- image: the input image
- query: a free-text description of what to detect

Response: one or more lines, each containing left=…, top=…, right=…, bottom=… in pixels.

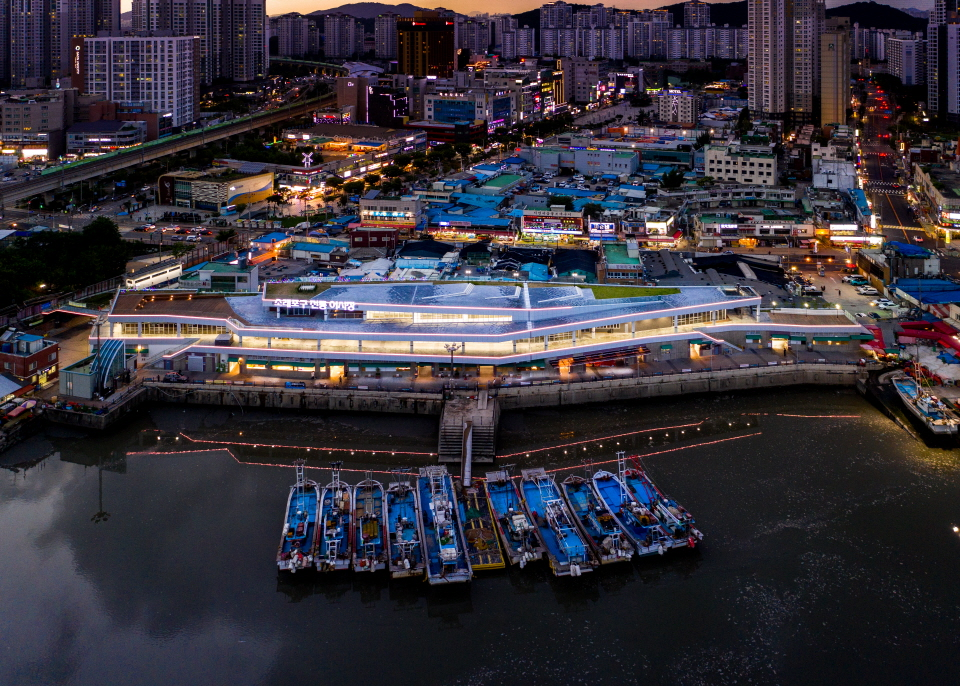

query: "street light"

left=444, top=343, right=463, bottom=378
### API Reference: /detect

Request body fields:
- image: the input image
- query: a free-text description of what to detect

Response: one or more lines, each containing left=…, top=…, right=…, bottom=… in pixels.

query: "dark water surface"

left=2, top=389, right=960, bottom=685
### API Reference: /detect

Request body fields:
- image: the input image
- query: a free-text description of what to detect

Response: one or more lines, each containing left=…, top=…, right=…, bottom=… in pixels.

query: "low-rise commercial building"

left=704, top=143, right=778, bottom=185
left=0, top=330, right=59, bottom=387
left=157, top=168, right=275, bottom=212
left=178, top=259, right=260, bottom=292
left=0, top=88, right=74, bottom=159
left=519, top=146, right=639, bottom=175
left=358, top=193, right=424, bottom=236
left=694, top=210, right=816, bottom=248
left=914, top=165, right=960, bottom=238
left=66, top=120, right=147, bottom=155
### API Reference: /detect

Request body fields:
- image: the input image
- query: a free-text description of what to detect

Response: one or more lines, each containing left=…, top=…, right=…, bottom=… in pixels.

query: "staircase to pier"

left=438, top=391, right=499, bottom=464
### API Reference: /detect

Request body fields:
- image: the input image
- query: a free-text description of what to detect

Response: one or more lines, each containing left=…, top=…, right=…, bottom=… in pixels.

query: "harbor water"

left=2, top=388, right=960, bottom=685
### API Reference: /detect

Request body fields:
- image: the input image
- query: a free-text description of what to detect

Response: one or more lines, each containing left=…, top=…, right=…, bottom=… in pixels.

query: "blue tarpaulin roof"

left=503, top=156, right=525, bottom=164
left=886, top=241, right=933, bottom=257
left=521, top=262, right=551, bottom=281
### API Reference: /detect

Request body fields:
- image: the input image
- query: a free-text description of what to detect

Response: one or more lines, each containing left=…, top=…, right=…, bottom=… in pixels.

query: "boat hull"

left=352, top=480, right=387, bottom=573
left=417, top=467, right=472, bottom=585
left=560, top=477, right=634, bottom=564
left=892, top=374, right=960, bottom=435
left=317, top=483, right=352, bottom=572
left=484, top=474, right=545, bottom=567
left=459, top=483, right=506, bottom=571
left=519, top=468, right=595, bottom=577
left=385, top=481, right=426, bottom=579
left=277, top=480, right=319, bottom=573
left=592, top=471, right=674, bottom=557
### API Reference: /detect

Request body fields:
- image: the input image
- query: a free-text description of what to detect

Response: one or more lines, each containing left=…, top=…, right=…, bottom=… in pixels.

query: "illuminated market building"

left=100, top=282, right=868, bottom=376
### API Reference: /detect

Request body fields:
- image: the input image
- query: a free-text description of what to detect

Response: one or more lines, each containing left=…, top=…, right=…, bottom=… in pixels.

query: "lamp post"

left=444, top=343, right=463, bottom=379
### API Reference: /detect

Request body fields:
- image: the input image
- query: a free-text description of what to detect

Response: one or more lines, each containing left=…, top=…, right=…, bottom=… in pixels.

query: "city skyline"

left=116, top=0, right=925, bottom=17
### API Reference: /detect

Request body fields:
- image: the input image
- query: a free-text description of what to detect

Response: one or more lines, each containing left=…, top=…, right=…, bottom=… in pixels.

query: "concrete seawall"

left=147, top=383, right=446, bottom=415
left=42, top=363, right=872, bottom=434
left=495, top=364, right=868, bottom=410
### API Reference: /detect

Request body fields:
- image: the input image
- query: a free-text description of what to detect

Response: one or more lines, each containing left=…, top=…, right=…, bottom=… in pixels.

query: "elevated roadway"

left=0, top=93, right=333, bottom=207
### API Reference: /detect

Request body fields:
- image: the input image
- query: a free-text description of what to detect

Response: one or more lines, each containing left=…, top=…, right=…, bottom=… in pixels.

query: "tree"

left=343, top=180, right=366, bottom=196
left=170, top=243, right=192, bottom=258
left=364, top=173, right=381, bottom=186
left=694, top=131, right=711, bottom=150
left=82, top=216, right=122, bottom=244
left=392, top=153, right=412, bottom=169
left=735, top=106, right=752, bottom=136
left=582, top=202, right=604, bottom=218
left=235, top=202, right=247, bottom=216
left=548, top=195, right=575, bottom=211
left=325, top=176, right=344, bottom=190
left=381, top=179, right=403, bottom=195
left=660, top=168, right=686, bottom=189
left=216, top=229, right=238, bottom=242
left=381, top=165, right=404, bottom=179
left=697, top=176, right=716, bottom=188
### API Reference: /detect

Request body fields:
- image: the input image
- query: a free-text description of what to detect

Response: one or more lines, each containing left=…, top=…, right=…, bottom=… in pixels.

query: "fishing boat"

left=560, top=474, right=634, bottom=564
left=416, top=466, right=472, bottom=585
left=385, top=471, right=426, bottom=579
left=892, top=372, right=960, bottom=435
left=519, top=468, right=596, bottom=577
left=317, top=462, right=352, bottom=571
left=457, top=479, right=506, bottom=571
left=276, top=461, right=319, bottom=573
left=619, top=453, right=703, bottom=549
left=591, top=467, right=673, bottom=557
left=484, top=470, right=545, bottom=568
left=352, top=475, right=387, bottom=573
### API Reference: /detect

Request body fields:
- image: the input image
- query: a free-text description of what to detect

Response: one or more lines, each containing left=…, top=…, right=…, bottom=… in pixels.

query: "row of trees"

left=0, top=217, right=144, bottom=307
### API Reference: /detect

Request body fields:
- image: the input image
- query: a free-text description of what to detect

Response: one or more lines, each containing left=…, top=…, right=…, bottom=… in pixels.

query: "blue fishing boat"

left=519, top=468, right=595, bottom=577
left=484, top=470, right=545, bottom=568
left=385, top=470, right=425, bottom=579
left=416, top=466, right=472, bottom=585
left=618, top=453, right=703, bottom=550
left=591, top=468, right=672, bottom=557
left=352, top=475, right=387, bottom=573
left=317, top=462, right=352, bottom=571
left=560, top=474, right=634, bottom=564
left=892, top=372, right=960, bottom=435
left=276, top=461, right=319, bottom=573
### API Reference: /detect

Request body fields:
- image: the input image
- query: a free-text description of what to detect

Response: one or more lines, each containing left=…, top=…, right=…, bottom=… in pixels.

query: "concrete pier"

left=42, top=363, right=875, bottom=461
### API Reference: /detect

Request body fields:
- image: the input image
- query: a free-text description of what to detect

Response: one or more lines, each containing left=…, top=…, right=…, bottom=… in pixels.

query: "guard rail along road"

left=0, top=94, right=333, bottom=205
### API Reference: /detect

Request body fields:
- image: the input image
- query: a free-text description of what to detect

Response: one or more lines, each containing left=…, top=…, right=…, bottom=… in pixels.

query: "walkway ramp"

left=438, top=393, right=499, bottom=464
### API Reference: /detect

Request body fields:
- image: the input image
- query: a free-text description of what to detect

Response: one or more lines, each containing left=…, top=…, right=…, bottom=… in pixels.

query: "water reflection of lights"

left=131, top=431, right=762, bottom=478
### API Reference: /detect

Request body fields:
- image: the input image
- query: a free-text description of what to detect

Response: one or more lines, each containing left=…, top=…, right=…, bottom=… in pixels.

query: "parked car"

left=162, top=372, right=187, bottom=383
left=877, top=301, right=900, bottom=310
left=871, top=298, right=894, bottom=307
left=842, top=275, right=866, bottom=283
left=857, top=287, right=879, bottom=296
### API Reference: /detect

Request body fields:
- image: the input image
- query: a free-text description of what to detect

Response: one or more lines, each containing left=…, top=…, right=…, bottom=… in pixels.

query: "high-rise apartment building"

left=684, top=1, right=711, bottom=28
left=324, top=13, right=360, bottom=58
left=928, top=0, right=959, bottom=116
left=75, top=36, right=199, bottom=127
left=457, top=18, right=491, bottom=55
left=820, top=18, right=851, bottom=125
left=275, top=13, right=310, bottom=58
left=397, top=11, right=456, bottom=78
left=128, top=0, right=265, bottom=84
left=541, top=1, right=573, bottom=30
left=375, top=12, right=398, bottom=59
left=748, top=0, right=824, bottom=123
left=888, top=37, right=927, bottom=86
left=5, top=0, right=119, bottom=88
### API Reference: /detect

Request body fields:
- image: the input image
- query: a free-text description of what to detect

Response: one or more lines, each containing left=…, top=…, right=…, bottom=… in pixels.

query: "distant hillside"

left=826, top=2, right=927, bottom=31
left=660, top=1, right=747, bottom=27
left=309, top=2, right=424, bottom=18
